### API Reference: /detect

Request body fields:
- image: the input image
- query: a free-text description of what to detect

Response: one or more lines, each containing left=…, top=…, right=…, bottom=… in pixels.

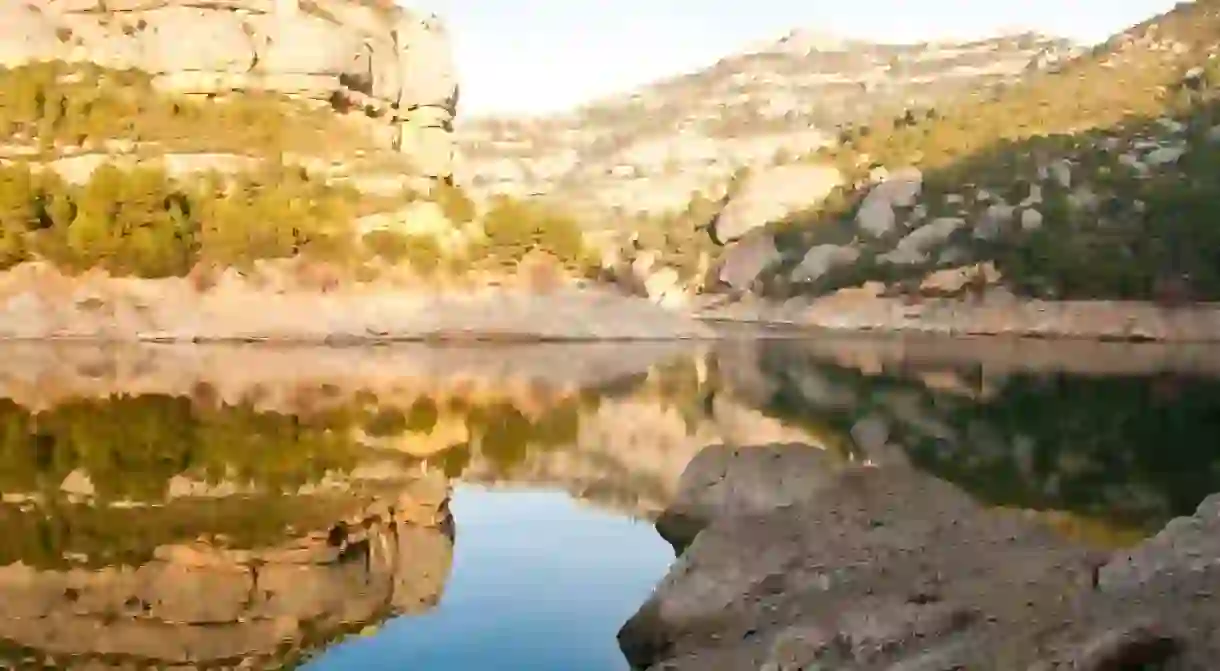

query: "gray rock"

left=880, top=217, right=966, bottom=265
left=972, top=203, right=1014, bottom=240
left=790, top=244, right=860, bottom=284
left=857, top=167, right=923, bottom=236
left=654, top=443, right=840, bottom=552
left=717, top=233, right=780, bottom=291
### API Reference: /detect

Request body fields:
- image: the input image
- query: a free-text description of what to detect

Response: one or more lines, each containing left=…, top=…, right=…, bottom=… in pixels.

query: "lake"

left=1, top=336, right=1219, bottom=669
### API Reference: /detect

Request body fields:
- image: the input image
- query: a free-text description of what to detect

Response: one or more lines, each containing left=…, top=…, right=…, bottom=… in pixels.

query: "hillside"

left=0, top=0, right=487, bottom=281
left=457, top=31, right=1080, bottom=217
left=672, top=0, right=1220, bottom=309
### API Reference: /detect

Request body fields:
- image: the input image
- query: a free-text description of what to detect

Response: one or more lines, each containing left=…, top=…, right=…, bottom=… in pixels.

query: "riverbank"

left=696, top=292, right=1220, bottom=342
left=619, top=443, right=1220, bottom=670
left=7, top=260, right=1220, bottom=343
left=0, top=264, right=712, bottom=342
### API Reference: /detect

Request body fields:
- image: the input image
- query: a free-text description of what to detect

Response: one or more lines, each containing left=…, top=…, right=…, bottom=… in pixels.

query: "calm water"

left=1, top=338, right=1219, bottom=669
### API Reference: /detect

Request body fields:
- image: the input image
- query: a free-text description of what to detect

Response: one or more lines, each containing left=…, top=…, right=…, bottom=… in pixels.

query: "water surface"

left=1, top=338, right=1219, bottom=669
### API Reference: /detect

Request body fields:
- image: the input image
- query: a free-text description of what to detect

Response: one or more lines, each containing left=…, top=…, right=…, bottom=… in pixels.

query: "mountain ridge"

left=456, top=30, right=1082, bottom=218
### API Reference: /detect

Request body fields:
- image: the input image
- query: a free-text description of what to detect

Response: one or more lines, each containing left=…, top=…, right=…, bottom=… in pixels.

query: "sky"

left=406, top=0, right=1185, bottom=115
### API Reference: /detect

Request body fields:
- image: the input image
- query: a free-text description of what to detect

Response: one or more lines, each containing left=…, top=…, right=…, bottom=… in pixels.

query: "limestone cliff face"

left=0, top=0, right=458, bottom=178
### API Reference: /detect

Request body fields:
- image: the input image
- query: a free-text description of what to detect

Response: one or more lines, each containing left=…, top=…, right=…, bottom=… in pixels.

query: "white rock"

left=1144, top=145, right=1186, bottom=166
left=1050, top=160, right=1072, bottom=188
left=1020, top=208, right=1043, bottom=231
left=60, top=469, right=96, bottom=498
left=644, top=267, right=681, bottom=303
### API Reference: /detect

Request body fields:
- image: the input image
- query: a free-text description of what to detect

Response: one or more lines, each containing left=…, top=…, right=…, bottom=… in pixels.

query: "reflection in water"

left=0, top=339, right=1219, bottom=667
left=308, top=487, right=673, bottom=671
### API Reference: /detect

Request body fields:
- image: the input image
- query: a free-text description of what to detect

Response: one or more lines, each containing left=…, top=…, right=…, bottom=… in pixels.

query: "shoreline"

left=4, top=258, right=1220, bottom=342
left=697, top=295, right=1220, bottom=343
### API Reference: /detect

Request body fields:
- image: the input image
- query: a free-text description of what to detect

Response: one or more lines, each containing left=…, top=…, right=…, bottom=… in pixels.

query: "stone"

left=879, top=217, right=966, bottom=265
left=1020, top=207, right=1044, bottom=231
left=59, top=469, right=96, bottom=498
left=1144, top=145, right=1186, bottom=166
left=972, top=203, right=1014, bottom=240
left=654, top=443, right=840, bottom=553
left=644, top=267, right=682, bottom=305
left=1050, top=159, right=1073, bottom=188
left=711, top=164, right=842, bottom=244
left=856, top=167, right=923, bottom=237
left=790, top=244, right=859, bottom=284
left=717, top=233, right=779, bottom=291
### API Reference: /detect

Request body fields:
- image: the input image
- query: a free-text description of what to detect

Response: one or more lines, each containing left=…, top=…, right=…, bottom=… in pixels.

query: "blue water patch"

left=304, top=485, right=674, bottom=671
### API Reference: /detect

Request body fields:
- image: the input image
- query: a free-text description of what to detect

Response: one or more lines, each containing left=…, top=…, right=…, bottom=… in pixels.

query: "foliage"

left=0, top=60, right=369, bottom=155
left=776, top=1, right=1220, bottom=300
left=363, top=229, right=442, bottom=275
left=480, top=196, right=589, bottom=271
left=429, top=181, right=477, bottom=224
left=0, top=161, right=361, bottom=276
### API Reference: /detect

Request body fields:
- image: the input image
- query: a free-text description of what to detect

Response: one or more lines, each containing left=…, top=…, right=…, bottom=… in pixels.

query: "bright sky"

left=407, top=0, right=1184, bottom=116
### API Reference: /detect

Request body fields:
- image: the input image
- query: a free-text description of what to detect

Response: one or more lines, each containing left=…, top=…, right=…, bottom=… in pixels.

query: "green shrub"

left=0, top=160, right=361, bottom=277
left=480, top=196, right=588, bottom=270
left=0, top=60, right=372, bottom=156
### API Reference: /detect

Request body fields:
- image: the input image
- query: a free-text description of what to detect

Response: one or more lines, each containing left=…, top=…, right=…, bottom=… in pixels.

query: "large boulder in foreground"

left=620, top=442, right=1220, bottom=670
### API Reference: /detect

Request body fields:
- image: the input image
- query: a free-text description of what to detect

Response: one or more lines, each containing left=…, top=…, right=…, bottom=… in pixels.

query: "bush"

left=480, top=196, right=588, bottom=270
left=429, top=181, right=476, bottom=224
left=0, top=60, right=371, bottom=156
left=0, top=160, right=361, bottom=277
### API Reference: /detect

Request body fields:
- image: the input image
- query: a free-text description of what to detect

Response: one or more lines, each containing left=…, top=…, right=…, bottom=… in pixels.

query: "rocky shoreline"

left=698, top=294, right=1220, bottom=342
left=0, top=267, right=713, bottom=342
left=618, top=443, right=1220, bottom=670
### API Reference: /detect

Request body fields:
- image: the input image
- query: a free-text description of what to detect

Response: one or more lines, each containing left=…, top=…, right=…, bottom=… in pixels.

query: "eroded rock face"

left=620, top=442, right=1220, bottom=670
left=0, top=473, right=455, bottom=668
left=2, top=0, right=457, bottom=177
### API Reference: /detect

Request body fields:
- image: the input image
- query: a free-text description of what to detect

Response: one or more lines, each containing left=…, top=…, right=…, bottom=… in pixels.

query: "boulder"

left=879, top=216, right=966, bottom=265
left=790, top=244, right=859, bottom=284
left=856, top=166, right=922, bottom=237
left=654, top=443, right=841, bottom=552
left=711, top=164, right=842, bottom=245
left=717, top=232, right=779, bottom=291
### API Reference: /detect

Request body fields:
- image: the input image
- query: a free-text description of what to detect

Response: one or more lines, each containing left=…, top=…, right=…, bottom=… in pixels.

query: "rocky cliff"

left=457, top=32, right=1078, bottom=217
left=1, top=0, right=457, bottom=182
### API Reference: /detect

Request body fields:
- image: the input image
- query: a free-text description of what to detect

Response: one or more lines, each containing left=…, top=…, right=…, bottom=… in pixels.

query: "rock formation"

left=620, top=444, right=1220, bottom=670
left=0, top=0, right=457, bottom=178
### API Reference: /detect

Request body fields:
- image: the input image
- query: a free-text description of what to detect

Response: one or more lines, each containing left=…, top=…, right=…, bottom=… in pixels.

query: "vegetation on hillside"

left=0, top=60, right=369, bottom=156
left=0, top=160, right=362, bottom=276
left=767, top=0, right=1220, bottom=301
left=0, top=60, right=596, bottom=282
